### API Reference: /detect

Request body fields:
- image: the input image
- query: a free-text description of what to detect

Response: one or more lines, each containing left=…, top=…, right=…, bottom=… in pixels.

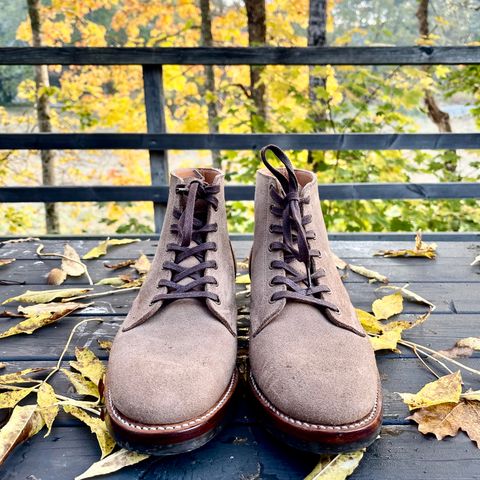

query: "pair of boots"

left=105, top=145, right=382, bottom=455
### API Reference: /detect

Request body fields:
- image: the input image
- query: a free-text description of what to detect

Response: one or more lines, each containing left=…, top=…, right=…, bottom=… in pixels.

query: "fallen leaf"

left=0, top=303, right=87, bottom=338
left=375, top=231, right=437, bottom=259
left=95, top=277, right=128, bottom=287
left=235, top=274, right=251, bottom=284
left=61, top=369, right=99, bottom=399
left=0, top=404, right=44, bottom=465
left=0, top=388, right=33, bottom=409
left=133, top=254, right=150, bottom=275
left=355, top=309, right=383, bottom=335
left=376, top=284, right=435, bottom=310
left=370, top=327, right=403, bottom=352
left=62, top=244, right=85, bottom=277
left=63, top=405, right=115, bottom=458
left=456, top=337, right=480, bottom=350
left=75, top=448, right=149, bottom=480
left=408, top=400, right=480, bottom=447
left=471, top=255, right=480, bottom=266
left=104, top=260, right=135, bottom=270
left=0, top=237, right=40, bottom=245
left=70, top=347, right=105, bottom=387
left=462, top=390, right=480, bottom=401
left=348, top=264, right=388, bottom=284
left=83, top=238, right=141, bottom=260
left=97, top=340, right=112, bottom=352
left=0, top=259, right=15, bottom=267
left=0, top=364, right=5, bottom=370
left=0, top=368, right=45, bottom=385
left=37, top=383, right=58, bottom=436
left=399, top=371, right=462, bottom=411
left=2, top=288, right=92, bottom=305
left=304, top=450, right=365, bottom=479
left=47, top=268, right=67, bottom=285
left=372, top=293, right=403, bottom=320
left=437, top=337, right=480, bottom=359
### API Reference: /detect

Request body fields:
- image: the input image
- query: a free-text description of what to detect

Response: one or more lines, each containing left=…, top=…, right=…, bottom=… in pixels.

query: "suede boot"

left=249, top=145, right=382, bottom=453
left=105, top=168, right=238, bottom=455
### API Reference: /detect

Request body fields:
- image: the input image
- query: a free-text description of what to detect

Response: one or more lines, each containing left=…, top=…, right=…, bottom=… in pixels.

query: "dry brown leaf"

left=372, top=293, right=403, bottom=320
left=63, top=405, right=115, bottom=458
left=0, top=388, right=34, bottom=409
left=62, top=244, right=85, bottom=277
left=95, top=277, right=128, bottom=287
left=0, top=368, right=45, bottom=385
left=0, top=259, right=15, bottom=267
left=0, top=404, right=44, bottom=465
left=83, top=238, right=141, bottom=260
left=70, top=347, right=105, bottom=387
left=408, top=400, right=480, bottom=447
left=304, top=450, right=365, bottom=479
left=462, top=390, right=480, bottom=401
left=133, top=254, right=151, bottom=275
left=399, top=371, right=462, bottom=411
left=0, top=364, right=5, bottom=370
left=470, top=254, right=480, bottom=266
left=75, top=448, right=149, bottom=480
left=61, top=369, right=99, bottom=399
left=437, top=337, right=480, bottom=359
left=104, top=260, right=135, bottom=270
left=0, top=237, right=40, bottom=245
left=2, top=288, right=92, bottom=305
left=456, top=337, right=480, bottom=350
left=348, top=264, right=388, bottom=283
left=0, top=302, right=87, bottom=338
left=97, top=339, right=112, bottom=352
left=37, top=382, right=58, bottom=436
left=47, top=268, right=67, bottom=285
left=375, top=231, right=437, bottom=259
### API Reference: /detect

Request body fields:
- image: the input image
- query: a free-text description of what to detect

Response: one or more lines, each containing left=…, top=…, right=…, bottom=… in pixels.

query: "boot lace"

left=261, top=145, right=364, bottom=336
left=150, top=174, right=220, bottom=305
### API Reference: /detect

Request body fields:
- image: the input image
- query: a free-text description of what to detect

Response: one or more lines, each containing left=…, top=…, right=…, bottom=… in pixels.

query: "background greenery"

left=0, top=0, right=479, bottom=235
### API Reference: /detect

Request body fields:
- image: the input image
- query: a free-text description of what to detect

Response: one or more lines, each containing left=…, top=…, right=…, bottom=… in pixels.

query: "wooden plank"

left=142, top=65, right=168, bottom=231
left=1, top=132, right=480, bottom=150
left=1, top=46, right=480, bottom=65
left=0, top=313, right=477, bottom=362
left=1, top=182, right=480, bottom=203
left=2, top=238, right=478, bottom=260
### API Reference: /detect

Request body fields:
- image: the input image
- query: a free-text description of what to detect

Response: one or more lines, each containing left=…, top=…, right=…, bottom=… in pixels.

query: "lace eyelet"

left=268, top=225, right=275, bottom=233
left=213, top=223, right=218, bottom=232
left=268, top=295, right=276, bottom=304
left=268, top=278, right=275, bottom=287
left=212, top=244, right=218, bottom=252
left=312, top=232, right=317, bottom=240
left=213, top=278, right=219, bottom=286
left=324, top=289, right=332, bottom=295
left=269, top=205, right=275, bottom=213
left=268, top=261, right=274, bottom=270
left=268, top=244, right=273, bottom=252
left=213, top=262, right=218, bottom=270
left=213, top=296, right=221, bottom=305
left=333, top=308, right=341, bottom=315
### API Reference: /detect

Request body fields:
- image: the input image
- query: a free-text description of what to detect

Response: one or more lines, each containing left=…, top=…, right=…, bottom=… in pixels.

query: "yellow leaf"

left=0, top=368, right=45, bottom=385
left=0, top=388, right=33, bottom=409
left=376, top=284, right=435, bottom=310
left=348, top=264, right=388, bottom=284
left=63, top=405, right=115, bottom=459
left=369, top=328, right=403, bottom=352
left=62, top=244, right=85, bottom=277
left=0, top=303, right=88, bottom=339
left=47, top=268, right=67, bottom=285
left=70, top=347, right=105, bottom=387
left=37, top=383, right=58, bottom=436
left=95, top=277, right=128, bottom=287
left=133, top=254, right=150, bottom=274
left=0, top=259, right=15, bottom=267
left=2, top=288, right=92, bottom=305
left=97, top=340, right=112, bottom=351
left=408, top=400, right=480, bottom=447
left=235, top=274, right=251, bottom=284
left=462, top=390, right=480, bottom=401
left=372, top=293, right=403, bottom=320
left=83, top=238, right=141, bottom=260
left=304, top=450, right=365, bottom=479
left=61, top=369, right=99, bottom=399
left=375, top=231, right=437, bottom=259
left=399, top=371, right=462, bottom=411
left=355, top=309, right=383, bottom=334
left=0, top=405, right=44, bottom=465
left=75, top=448, right=149, bottom=480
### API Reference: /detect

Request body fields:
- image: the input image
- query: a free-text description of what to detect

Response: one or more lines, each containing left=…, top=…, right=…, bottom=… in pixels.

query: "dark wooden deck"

left=1, top=236, right=479, bottom=480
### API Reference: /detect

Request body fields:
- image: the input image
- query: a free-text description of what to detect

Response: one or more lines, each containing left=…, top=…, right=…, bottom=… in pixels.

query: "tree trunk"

left=307, top=0, right=328, bottom=167
left=416, top=0, right=456, bottom=174
left=199, top=0, right=222, bottom=169
left=27, top=0, right=60, bottom=233
left=244, top=0, right=267, bottom=130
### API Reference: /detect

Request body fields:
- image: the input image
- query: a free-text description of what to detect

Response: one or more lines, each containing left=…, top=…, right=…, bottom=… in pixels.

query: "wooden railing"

left=1, top=46, right=479, bottom=232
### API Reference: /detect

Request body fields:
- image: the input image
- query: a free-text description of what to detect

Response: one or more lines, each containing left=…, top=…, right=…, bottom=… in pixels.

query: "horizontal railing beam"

left=0, top=47, right=479, bottom=65
left=1, top=183, right=479, bottom=203
left=1, top=133, right=479, bottom=151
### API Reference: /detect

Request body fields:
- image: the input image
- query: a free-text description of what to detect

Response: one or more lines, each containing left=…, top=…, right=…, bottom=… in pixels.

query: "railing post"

left=142, top=64, right=169, bottom=232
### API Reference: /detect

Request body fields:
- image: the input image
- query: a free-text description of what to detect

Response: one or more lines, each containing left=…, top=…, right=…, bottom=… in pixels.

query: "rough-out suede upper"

left=107, top=168, right=237, bottom=425
left=250, top=167, right=380, bottom=426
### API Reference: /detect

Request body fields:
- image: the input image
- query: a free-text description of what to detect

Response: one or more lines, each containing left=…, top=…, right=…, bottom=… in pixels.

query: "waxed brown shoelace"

left=150, top=177, right=220, bottom=305
left=261, top=144, right=365, bottom=337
